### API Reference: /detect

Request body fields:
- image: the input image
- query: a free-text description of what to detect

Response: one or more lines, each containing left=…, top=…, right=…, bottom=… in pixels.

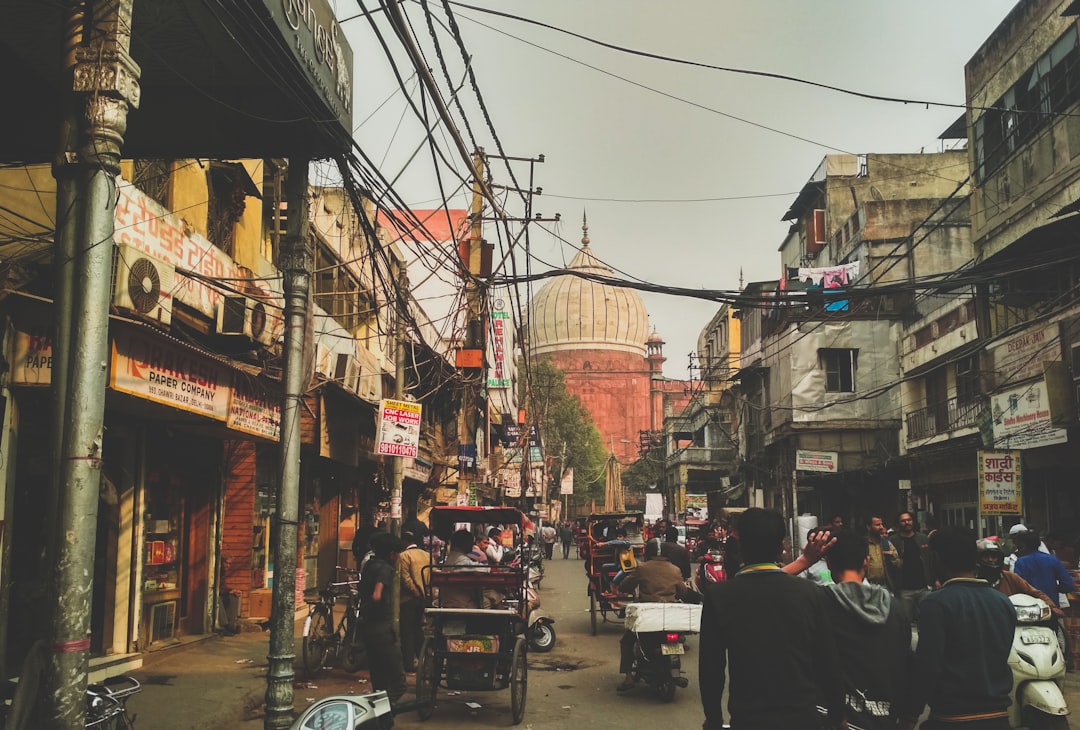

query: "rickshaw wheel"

left=416, top=638, right=437, bottom=721
left=589, top=592, right=598, bottom=635
left=510, top=637, right=527, bottom=725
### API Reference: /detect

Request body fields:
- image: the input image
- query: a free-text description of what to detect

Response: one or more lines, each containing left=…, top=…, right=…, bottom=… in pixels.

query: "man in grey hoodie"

left=823, top=529, right=912, bottom=730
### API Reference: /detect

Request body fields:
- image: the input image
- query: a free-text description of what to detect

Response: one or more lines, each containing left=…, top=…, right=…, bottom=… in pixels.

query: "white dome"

left=527, top=228, right=649, bottom=357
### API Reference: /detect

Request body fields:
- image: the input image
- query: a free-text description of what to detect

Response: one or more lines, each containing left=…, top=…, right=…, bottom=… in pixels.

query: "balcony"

left=670, top=446, right=736, bottom=466
left=906, top=396, right=985, bottom=441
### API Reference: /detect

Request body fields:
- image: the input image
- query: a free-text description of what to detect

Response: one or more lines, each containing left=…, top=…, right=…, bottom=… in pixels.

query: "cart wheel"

left=510, top=637, right=527, bottom=725
left=416, top=639, right=436, bottom=721
left=589, top=592, right=598, bottom=636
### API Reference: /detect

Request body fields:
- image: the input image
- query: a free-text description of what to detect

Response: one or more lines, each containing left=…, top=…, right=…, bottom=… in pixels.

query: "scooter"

left=628, top=630, right=691, bottom=702
left=695, top=548, right=726, bottom=593
left=1006, top=593, right=1070, bottom=729
left=290, top=691, right=394, bottom=730
left=528, top=603, right=557, bottom=652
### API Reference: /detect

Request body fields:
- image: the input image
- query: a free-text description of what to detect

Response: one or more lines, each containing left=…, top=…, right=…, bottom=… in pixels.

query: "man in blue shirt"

left=1013, top=531, right=1075, bottom=606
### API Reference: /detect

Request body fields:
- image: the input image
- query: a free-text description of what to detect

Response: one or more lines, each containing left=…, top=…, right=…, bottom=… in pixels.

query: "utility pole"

left=390, top=264, right=408, bottom=637
left=46, top=3, right=140, bottom=728
left=457, top=150, right=487, bottom=504
left=265, top=157, right=311, bottom=730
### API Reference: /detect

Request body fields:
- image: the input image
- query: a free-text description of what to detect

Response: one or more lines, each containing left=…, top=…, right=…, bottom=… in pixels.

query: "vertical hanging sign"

left=376, top=398, right=421, bottom=457
left=487, top=304, right=511, bottom=389
left=978, top=450, right=1022, bottom=516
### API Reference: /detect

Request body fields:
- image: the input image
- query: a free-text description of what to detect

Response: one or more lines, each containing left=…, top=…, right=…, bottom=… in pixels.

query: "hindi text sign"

left=978, top=450, right=1022, bottom=516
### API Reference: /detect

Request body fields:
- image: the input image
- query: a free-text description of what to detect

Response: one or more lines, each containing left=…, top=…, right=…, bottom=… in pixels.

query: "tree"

left=622, top=451, right=664, bottom=501
left=520, top=359, right=608, bottom=503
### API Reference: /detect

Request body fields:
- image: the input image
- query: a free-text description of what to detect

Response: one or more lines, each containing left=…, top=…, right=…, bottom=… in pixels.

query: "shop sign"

left=227, top=376, right=281, bottom=439
left=376, top=398, right=421, bottom=457
left=12, top=322, right=52, bottom=385
left=989, top=382, right=1069, bottom=450
left=978, top=450, right=1022, bottom=515
left=501, top=467, right=521, bottom=498
left=989, top=321, right=1061, bottom=388
left=795, top=449, right=838, bottom=473
left=487, top=308, right=511, bottom=389
left=110, top=330, right=230, bottom=420
left=686, top=493, right=708, bottom=521
left=403, top=457, right=432, bottom=483
left=559, top=468, right=574, bottom=495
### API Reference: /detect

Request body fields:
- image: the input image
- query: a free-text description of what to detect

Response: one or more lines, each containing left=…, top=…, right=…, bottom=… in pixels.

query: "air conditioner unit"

left=215, top=295, right=276, bottom=348
left=333, top=352, right=360, bottom=393
left=113, top=243, right=174, bottom=325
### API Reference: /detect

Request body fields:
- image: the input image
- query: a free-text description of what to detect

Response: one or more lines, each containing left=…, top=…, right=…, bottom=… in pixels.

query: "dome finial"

left=581, top=210, right=590, bottom=247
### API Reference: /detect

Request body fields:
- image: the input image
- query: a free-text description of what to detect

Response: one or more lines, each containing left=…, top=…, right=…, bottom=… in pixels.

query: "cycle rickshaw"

left=582, top=511, right=645, bottom=635
left=417, top=506, right=530, bottom=725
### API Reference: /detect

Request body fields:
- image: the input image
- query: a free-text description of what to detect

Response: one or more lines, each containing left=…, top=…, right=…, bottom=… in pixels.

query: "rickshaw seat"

left=427, top=567, right=523, bottom=593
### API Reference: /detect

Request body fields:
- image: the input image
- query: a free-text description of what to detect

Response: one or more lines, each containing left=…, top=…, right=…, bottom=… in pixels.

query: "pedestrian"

left=660, top=525, right=692, bottom=581
left=540, top=522, right=557, bottom=560
left=865, top=515, right=898, bottom=590
left=358, top=532, right=407, bottom=704
left=1004, top=523, right=1051, bottom=570
left=976, top=539, right=1063, bottom=615
left=1013, top=530, right=1075, bottom=607
left=397, top=526, right=431, bottom=673
left=899, top=526, right=1015, bottom=730
left=822, top=529, right=912, bottom=729
left=893, top=511, right=931, bottom=621
left=558, top=521, right=574, bottom=559
left=616, top=538, right=687, bottom=693
left=699, top=508, right=844, bottom=729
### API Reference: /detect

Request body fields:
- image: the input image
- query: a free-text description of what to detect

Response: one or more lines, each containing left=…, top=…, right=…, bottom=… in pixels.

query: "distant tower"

left=647, top=328, right=667, bottom=435
left=646, top=327, right=666, bottom=375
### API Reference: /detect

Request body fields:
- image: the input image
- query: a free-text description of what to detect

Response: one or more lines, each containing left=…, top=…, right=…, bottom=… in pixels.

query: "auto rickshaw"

left=417, top=506, right=530, bottom=724
left=582, top=512, right=645, bottom=635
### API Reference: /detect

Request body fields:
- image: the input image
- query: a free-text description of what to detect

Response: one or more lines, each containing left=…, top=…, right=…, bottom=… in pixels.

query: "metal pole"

left=390, top=267, right=407, bottom=637
left=47, top=3, right=140, bottom=727
left=265, top=157, right=311, bottom=730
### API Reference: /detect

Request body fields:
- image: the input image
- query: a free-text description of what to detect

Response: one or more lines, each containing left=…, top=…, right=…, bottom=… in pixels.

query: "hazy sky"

left=337, top=1, right=1018, bottom=379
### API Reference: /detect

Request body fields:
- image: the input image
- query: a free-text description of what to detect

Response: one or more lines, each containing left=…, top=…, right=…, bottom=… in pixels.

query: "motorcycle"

left=290, top=691, right=394, bottom=730
left=527, top=543, right=545, bottom=588
left=695, top=547, right=726, bottom=593
left=628, top=630, right=691, bottom=702
left=528, top=603, right=557, bottom=652
left=1006, top=593, right=1070, bottom=729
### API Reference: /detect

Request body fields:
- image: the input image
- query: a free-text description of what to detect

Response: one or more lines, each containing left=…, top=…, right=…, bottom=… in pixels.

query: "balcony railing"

left=670, top=446, right=736, bottom=465
left=906, top=396, right=985, bottom=441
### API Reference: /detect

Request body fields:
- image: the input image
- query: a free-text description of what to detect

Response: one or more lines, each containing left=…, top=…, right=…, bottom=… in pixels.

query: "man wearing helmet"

left=976, top=538, right=1062, bottom=616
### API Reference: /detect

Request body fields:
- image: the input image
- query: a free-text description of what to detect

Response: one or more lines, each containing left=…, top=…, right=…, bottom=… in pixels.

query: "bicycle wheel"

left=416, top=638, right=437, bottom=721
left=302, top=606, right=334, bottom=677
left=510, top=637, right=527, bottom=725
left=340, top=618, right=367, bottom=673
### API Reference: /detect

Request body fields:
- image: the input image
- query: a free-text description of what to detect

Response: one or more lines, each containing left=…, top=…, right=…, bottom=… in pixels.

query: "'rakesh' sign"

left=795, top=449, right=838, bottom=473
left=111, top=330, right=229, bottom=421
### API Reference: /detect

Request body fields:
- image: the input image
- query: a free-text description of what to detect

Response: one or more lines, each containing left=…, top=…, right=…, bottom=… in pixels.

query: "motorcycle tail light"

left=665, top=632, right=681, bottom=643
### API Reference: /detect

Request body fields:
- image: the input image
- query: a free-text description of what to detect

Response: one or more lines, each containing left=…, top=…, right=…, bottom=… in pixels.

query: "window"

left=132, top=159, right=171, bottom=207
left=821, top=348, right=857, bottom=392
left=956, top=354, right=980, bottom=404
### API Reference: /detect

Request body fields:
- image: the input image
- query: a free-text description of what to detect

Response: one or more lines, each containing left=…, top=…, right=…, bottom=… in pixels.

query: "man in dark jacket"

left=823, top=529, right=912, bottom=730
left=900, top=526, right=1015, bottom=730
left=699, top=508, right=844, bottom=729
left=892, top=512, right=931, bottom=621
left=660, top=525, right=692, bottom=580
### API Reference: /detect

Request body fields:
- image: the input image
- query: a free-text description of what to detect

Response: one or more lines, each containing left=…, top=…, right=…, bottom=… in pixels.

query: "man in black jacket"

left=699, top=508, right=844, bottom=729
left=892, top=511, right=931, bottom=621
left=823, top=529, right=912, bottom=730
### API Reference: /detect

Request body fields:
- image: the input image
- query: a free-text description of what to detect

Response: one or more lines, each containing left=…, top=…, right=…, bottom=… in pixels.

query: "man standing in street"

left=900, top=526, right=1015, bottom=730
left=1014, top=530, right=1075, bottom=607
left=893, top=512, right=931, bottom=621
left=540, top=521, right=557, bottom=561
left=865, top=515, right=898, bottom=590
left=823, top=529, right=911, bottom=729
left=397, top=526, right=431, bottom=672
left=661, top=525, right=692, bottom=581
left=358, top=532, right=407, bottom=704
left=558, top=521, right=574, bottom=559
left=699, top=508, right=844, bottom=729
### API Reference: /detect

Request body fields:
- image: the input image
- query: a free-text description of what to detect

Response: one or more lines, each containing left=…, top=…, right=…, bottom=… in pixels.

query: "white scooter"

left=290, top=691, right=394, bottom=730
left=1007, top=593, right=1070, bottom=729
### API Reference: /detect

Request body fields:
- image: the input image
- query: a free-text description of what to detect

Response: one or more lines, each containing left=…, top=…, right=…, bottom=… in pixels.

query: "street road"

left=390, top=553, right=708, bottom=729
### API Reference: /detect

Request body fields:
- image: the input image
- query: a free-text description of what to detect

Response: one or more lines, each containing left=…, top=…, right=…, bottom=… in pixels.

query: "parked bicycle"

left=0, top=640, right=141, bottom=729
left=301, top=565, right=366, bottom=677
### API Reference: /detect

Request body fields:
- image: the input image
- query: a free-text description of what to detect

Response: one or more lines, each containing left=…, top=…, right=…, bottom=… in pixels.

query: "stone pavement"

left=123, top=622, right=1080, bottom=729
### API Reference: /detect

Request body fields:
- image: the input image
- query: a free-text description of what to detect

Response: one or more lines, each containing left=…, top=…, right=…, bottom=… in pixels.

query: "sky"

left=334, top=0, right=1019, bottom=380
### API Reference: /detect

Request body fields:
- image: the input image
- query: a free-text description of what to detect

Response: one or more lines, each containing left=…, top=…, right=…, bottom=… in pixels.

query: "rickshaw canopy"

left=429, top=506, right=527, bottom=539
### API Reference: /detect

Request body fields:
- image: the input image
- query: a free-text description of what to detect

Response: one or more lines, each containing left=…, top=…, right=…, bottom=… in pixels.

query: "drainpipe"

left=46, top=2, right=140, bottom=728
left=264, top=157, right=311, bottom=730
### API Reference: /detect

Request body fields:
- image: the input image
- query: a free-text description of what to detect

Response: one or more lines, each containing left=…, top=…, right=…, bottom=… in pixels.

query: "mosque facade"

left=526, top=223, right=690, bottom=466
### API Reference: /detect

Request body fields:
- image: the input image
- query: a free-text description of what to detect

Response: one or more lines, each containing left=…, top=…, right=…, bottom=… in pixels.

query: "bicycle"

left=301, top=565, right=366, bottom=677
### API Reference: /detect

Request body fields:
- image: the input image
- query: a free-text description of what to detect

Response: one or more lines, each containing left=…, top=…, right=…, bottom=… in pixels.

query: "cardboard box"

left=248, top=588, right=273, bottom=618
left=624, top=603, right=701, bottom=633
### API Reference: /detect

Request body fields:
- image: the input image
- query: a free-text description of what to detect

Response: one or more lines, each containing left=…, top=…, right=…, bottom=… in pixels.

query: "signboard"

left=978, top=450, right=1022, bottom=515
left=227, top=376, right=281, bottom=439
left=559, top=468, right=574, bottom=495
left=990, top=382, right=1069, bottom=450
left=989, top=321, right=1061, bottom=388
left=110, top=329, right=230, bottom=420
left=795, top=449, right=838, bottom=473
left=12, top=320, right=52, bottom=385
left=685, top=494, right=708, bottom=521
left=501, top=467, right=521, bottom=498
left=376, top=398, right=421, bottom=457
left=487, top=308, right=511, bottom=389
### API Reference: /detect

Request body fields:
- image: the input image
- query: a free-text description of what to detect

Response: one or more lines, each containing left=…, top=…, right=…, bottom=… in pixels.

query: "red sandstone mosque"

left=527, top=221, right=691, bottom=466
